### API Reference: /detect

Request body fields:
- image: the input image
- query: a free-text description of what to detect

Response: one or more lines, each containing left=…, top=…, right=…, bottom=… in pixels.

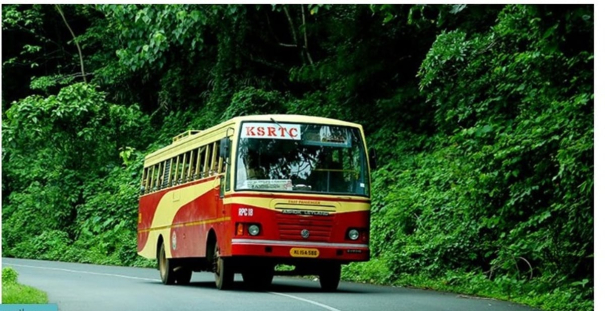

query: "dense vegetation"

left=2, top=4, right=593, bottom=310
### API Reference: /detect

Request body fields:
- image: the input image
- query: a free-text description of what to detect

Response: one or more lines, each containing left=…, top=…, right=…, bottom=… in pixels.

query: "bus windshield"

left=235, top=122, right=370, bottom=196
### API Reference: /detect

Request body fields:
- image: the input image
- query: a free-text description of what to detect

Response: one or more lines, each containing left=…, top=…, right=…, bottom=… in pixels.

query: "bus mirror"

left=219, top=137, right=230, bottom=159
left=369, top=148, right=377, bottom=170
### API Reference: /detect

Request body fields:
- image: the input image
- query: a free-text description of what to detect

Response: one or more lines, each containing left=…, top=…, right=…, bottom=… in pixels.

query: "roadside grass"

left=341, top=258, right=593, bottom=311
left=2, top=267, right=48, bottom=304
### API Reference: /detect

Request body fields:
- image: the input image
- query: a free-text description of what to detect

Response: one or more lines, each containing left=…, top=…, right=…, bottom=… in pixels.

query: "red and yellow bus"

left=138, top=115, right=375, bottom=291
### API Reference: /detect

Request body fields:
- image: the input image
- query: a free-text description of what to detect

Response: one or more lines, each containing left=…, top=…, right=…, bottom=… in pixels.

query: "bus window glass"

left=236, top=123, right=369, bottom=196
left=181, top=152, right=189, bottom=182
left=188, top=150, right=196, bottom=181
left=171, top=156, right=179, bottom=185
left=142, top=167, right=149, bottom=192
left=198, top=146, right=207, bottom=178
left=209, top=142, right=217, bottom=176
left=162, top=160, right=171, bottom=188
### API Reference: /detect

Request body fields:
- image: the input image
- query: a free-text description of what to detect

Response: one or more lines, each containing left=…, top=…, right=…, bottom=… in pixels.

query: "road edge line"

left=269, top=291, right=342, bottom=311
left=5, top=263, right=157, bottom=282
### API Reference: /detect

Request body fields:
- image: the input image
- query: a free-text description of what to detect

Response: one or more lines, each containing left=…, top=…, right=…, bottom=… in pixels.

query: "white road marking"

left=269, top=292, right=342, bottom=311
left=5, top=263, right=158, bottom=282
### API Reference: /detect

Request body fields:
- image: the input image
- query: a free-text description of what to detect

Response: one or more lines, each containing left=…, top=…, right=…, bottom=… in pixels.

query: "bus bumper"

left=231, top=238, right=370, bottom=262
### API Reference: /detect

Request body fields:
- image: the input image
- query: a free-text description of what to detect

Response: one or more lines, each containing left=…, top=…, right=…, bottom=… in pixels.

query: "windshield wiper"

left=270, top=117, right=295, bottom=140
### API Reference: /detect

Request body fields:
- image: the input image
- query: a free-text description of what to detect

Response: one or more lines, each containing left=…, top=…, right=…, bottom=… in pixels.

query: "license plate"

left=289, top=248, right=320, bottom=258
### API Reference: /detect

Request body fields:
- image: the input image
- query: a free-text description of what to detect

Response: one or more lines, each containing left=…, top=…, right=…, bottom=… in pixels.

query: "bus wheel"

left=319, top=264, right=341, bottom=292
left=159, top=243, right=176, bottom=285
left=175, top=268, right=192, bottom=285
left=213, top=241, right=234, bottom=290
left=242, top=266, right=274, bottom=289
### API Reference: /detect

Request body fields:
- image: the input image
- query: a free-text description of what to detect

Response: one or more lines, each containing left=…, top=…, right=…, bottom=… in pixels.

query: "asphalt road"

left=3, top=258, right=538, bottom=311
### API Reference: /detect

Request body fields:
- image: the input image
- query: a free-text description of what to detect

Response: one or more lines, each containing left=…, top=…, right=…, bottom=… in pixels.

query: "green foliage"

left=2, top=83, right=151, bottom=266
left=361, top=4, right=592, bottom=310
left=2, top=268, right=49, bottom=304
left=342, top=264, right=593, bottom=311
left=222, top=87, right=286, bottom=120
left=414, top=4, right=593, bottom=285
left=99, top=4, right=209, bottom=72
left=342, top=256, right=392, bottom=284
left=2, top=267, right=19, bottom=285
left=30, top=75, right=76, bottom=93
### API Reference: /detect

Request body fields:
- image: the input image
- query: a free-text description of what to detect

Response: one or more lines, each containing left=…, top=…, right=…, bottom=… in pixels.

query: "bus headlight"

left=348, top=229, right=360, bottom=240
left=248, top=224, right=260, bottom=236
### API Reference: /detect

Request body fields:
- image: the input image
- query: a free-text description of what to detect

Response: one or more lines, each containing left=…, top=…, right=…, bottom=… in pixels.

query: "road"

left=3, top=258, right=537, bottom=311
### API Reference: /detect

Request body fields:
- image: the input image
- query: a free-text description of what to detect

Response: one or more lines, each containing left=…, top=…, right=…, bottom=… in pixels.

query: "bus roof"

left=230, top=114, right=362, bottom=128
left=144, top=114, right=364, bottom=164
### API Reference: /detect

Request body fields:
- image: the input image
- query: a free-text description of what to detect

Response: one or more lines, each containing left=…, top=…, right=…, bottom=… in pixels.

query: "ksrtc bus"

left=138, top=115, right=376, bottom=290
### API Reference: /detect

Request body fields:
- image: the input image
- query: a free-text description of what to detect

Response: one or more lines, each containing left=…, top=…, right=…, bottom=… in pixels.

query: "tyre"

left=213, top=241, right=234, bottom=290
left=319, top=264, right=341, bottom=292
left=159, top=243, right=176, bottom=285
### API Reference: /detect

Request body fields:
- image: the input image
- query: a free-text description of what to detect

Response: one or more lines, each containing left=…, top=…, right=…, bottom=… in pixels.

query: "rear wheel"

left=159, top=243, right=176, bottom=285
left=213, top=241, right=234, bottom=290
left=242, top=265, right=274, bottom=290
left=319, top=264, right=341, bottom=292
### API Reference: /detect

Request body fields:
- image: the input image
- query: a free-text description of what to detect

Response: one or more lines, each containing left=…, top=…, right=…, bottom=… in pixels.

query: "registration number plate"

left=290, top=248, right=320, bottom=258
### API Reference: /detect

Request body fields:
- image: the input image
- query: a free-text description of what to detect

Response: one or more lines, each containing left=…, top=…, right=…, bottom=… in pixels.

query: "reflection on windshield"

left=235, top=122, right=369, bottom=196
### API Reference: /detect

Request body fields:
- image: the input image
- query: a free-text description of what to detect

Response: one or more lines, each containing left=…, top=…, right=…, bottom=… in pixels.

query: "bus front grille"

left=276, top=213, right=334, bottom=242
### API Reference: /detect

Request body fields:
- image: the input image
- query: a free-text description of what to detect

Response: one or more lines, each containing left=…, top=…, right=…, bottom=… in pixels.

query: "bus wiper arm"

left=270, top=117, right=295, bottom=140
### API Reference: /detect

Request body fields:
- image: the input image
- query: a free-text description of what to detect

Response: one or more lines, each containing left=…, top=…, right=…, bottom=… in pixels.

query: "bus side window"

left=147, top=167, right=152, bottom=193
left=163, top=159, right=171, bottom=188
left=174, top=155, right=180, bottom=184
left=204, top=144, right=213, bottom=177
left=188, top=150, right=196, bottom=181
left=169, top=156, right=176, bottom=186
left=148, top=166, right=154, bottom=192
left=157, top=161, right=165, bottom=189
left=157, top=163, right=163, bottom=191
left=141, top=167, right=148, bottom=194
left=218, top=142, right=225, bottom=173
left=150, top=165, right=157, bottom=191
left=175, top=155, right=183, bottom=185
left=217, top=141, right=225, bottom=174
left=155, top=163, right=162, bottom=190
left=211, top=141, right=219, bottom=175
left=177, top=155, right=184, bottom=184
left=195, top=147, right=204, bottom=179
left=180, top=152, right=189, bottom=183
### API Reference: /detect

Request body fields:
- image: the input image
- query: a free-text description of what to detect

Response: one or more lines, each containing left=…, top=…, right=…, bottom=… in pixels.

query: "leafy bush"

left=222, top=87, right=287, bottom=120
left=2, top=267, right=19, bottom=285
left=2, top=268, right=48, bottom=304
left=359, top=5, right=593, bottom=311
left=342, top=256, right=392, bottom=284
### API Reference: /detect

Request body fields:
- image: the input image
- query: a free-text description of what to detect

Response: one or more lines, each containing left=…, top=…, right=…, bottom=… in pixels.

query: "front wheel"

left=213, top=241, right=234, bottom=290
left=319, top=264, right=341, bottom=292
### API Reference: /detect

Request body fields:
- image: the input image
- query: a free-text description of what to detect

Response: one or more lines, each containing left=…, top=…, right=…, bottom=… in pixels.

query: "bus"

left=137, top=114, right=376, bottom=291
